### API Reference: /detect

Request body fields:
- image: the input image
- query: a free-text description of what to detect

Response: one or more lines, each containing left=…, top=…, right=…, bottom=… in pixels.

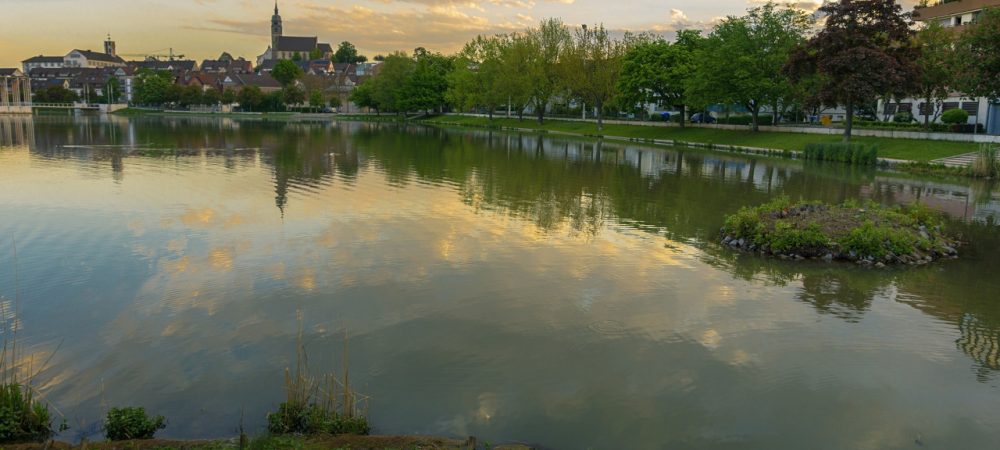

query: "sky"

left=0, top=0, right=918, bottom=68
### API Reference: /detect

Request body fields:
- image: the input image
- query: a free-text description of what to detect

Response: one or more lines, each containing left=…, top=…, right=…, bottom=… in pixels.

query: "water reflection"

left=2, top=116, right=1000, bottom=449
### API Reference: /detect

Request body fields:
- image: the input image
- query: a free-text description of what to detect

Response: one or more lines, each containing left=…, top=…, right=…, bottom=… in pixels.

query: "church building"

left=257, top=2, right=334, bottom=66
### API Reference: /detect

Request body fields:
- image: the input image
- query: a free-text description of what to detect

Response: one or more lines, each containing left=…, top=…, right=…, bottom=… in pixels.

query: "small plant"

left=0, top=383, right=53, bottom=443
left=941, top=108, right=969, bottom=125
left=892, top=111, right=913, bottom=123
left=105, top=407, right=166, bottom=440
left=969, top=144, right=999, bottom=179
left=803, top=142, right=879, bottom=166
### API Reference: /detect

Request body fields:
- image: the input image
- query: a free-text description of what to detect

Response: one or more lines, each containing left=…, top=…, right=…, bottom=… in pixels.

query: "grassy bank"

left=420, top=115, right=980, bottom=163
left=3, top=435, right=496, bottom=450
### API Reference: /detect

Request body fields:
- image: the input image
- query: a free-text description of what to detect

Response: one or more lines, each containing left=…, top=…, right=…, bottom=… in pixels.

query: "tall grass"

left=803, top=142, right=879, bottom=166
left=0, top=241, right=60, bottom=444
left=267, top=313, right=370, bottom=436
left=970, top=144, right=999, bottom=179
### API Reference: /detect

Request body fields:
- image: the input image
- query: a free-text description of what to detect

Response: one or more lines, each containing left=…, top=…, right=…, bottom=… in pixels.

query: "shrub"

left=941, top=108, right=969, bottom=124
left=970, top=144, right=999, bottom=179
left=893, top=111, right=914, bottom=123
left=803, top=142, right=879, bottom=166
left=267, top=403, right=370, bottom=436
left=0, top=384, right=53, bottom=444
left=105, top=407, right=166, bottom=440
left=722, top=114, right=773, bottom=126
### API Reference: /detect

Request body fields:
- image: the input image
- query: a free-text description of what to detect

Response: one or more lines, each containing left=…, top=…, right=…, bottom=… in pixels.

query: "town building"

left=890, top=0, right=1000, bottom=134
left=22, top=56, right=65, bottom=74
left=201, top=53, right=253, bottom=74
left=0, top=69, right=32, bottom=113
left=257, top=3, right=334, bottom=66
left=221, top=73, right=282, bottom=94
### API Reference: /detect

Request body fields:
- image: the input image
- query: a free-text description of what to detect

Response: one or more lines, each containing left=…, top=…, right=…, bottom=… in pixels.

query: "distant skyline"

left=0, top=0, right=919, bottom=68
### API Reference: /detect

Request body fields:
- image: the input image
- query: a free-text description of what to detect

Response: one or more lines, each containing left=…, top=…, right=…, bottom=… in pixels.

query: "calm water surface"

left=1, top=116, right=999, bottom=449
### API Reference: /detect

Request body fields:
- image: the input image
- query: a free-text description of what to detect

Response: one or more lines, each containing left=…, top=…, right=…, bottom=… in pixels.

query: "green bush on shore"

left=803, top=142, right=879, bottom=165
left=0, top=383, right=54, bottom=443
left=105, top=407, right=166, bottom=440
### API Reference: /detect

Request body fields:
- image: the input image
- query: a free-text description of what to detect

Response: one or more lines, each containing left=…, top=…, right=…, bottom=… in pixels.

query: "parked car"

left=691, top=113, right=717, bottom=124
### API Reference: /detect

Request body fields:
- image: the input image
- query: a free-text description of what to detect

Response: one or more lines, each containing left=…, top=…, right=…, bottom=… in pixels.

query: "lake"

left=1, top=115, right=999, bottom=449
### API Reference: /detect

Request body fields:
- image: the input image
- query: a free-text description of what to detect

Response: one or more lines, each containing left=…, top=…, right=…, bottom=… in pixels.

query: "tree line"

left=351, top=0, right=1000, bottom=141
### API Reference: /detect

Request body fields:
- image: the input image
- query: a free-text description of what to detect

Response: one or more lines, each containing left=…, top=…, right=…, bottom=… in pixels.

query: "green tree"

left=447, top=35, right=508, bottom=119
left=308, top=89, right=325, bottom=112
left=913, top=22, right=955, bottom=129
left=283, top=85, right=305, bottom=107
left=133, top=69, right=175, bottom=106
left=350, top=79, right=379, bottom=114
left=178, top=85, right=204, bottom=107
left=525, top=18, right=572, bottom=124
left=202, top=87, right=222, bottom=105
left=562, top=24, right=626, bottom=130
left=237, top=85, right=264, bottom=111
left=617, top=31, right=702, bottom=126
left=34, top=85, right=79, bottom=103
left=401, top=51, right=452, bottom=114
left=690, top=3, right=811, bottom=131
left=372, top=52, right=416, bottom=114
left=954, top=8, right=1000, bottom=101
left=221, top=88, right=237, bottom=104
left=334, top=41, right=365, bottom=63
left=309, top=48, right=324, bottom=61
left=498, top=33, right=535, bottom=120
left=271, top=60, right=304, bottom=88
left=785, top=0, right=919, bottom=142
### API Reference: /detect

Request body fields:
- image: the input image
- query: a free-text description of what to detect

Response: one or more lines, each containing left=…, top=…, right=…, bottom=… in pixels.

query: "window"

left=898, top=103, right=913, bottom=114
left=943, top=101, right=960, bottom=111
left=884, top=103, right=897, bottom=115
left=954, top=16, right=963, bottom=26
left=919, top=103, right=934, bottom=115
left=962, top=101, right=979, bottom=116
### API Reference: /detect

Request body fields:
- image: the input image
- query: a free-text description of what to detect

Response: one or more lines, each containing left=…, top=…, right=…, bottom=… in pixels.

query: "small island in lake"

left=721, top=198, right=960, bottom=267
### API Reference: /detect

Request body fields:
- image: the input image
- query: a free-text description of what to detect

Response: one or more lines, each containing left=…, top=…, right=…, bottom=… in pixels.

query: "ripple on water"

left=587, top=319, right=629, bottom=338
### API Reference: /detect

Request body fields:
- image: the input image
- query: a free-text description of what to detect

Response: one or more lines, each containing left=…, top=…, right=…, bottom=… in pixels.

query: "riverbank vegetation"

left=346, top=1, right=1000, bottom=147
left=421, top=115, right=977, bottom=162
left=721, top=198, right=959, bottom=266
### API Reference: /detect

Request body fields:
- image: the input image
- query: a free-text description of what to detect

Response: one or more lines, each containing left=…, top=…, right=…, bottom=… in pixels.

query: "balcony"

left=913, top=0, right=1000, bottom=21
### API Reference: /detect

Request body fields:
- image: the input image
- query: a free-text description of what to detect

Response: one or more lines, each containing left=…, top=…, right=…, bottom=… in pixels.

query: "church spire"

left=274, top=1, right=278, bottom=15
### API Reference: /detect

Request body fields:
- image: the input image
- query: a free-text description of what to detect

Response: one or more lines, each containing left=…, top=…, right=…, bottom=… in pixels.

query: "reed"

left=267, top=314, right=370, bottom=436
left=969, top=144, right=999, bottom=179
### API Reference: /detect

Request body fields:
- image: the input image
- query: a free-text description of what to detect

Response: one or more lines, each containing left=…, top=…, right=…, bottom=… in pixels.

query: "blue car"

left=691, top=113, right=716, bottom=124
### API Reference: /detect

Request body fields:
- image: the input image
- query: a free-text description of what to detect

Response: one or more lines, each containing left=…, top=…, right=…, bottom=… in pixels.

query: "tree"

left=525, top=18, right=572, bottom=124
left=308, top=89, right=325, bottom=112
left=349, top=79, right=379, bottom=114
left=690, top=3, right=811, bottom=131
left=562, top=24, right=626, bottom=130
left=34, top=85, right=78, bottom=103
left=954, top=8, right=1000, bottom=101
left=100, top=77, right=122, bottom=104
left=221, top=88, right=237, bottom=105
left=785, top=0, right=919, bottom=142
left=283, top=85, right=305, bottom=106
left=372, top=52, right=416, bottom=114
left=334, top=41, right=366, bottom=64
left=237, top=85, right=264, bottom=111
left=179, top=85, right=204, bottom=107
left=271, top=60, right=304, bottom=88
left=447, top=35, right=508, bottom=119
left=401, top=51, right=452, bottom=114
left=133, top=69, right=175, bottom=106
left=497, top=33, right=535, bottom=120
left=203, top=87, right=222, bottom=105
left=309, top=47, right=324, bottom=61
left=617, top=31, right=701, bottom=126
left=913, top=21, right=954, bottom=130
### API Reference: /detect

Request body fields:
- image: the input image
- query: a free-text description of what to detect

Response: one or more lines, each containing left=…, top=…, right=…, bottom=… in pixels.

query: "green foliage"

left=841, top=221, right=920, bottom=259
left=617, top=33, right=700, bottom=125
left=266, top=403, right=370, bottom=436
left=308, top=90, right=325, bottom=110
left=237, top=86, right=264, bottom=111
left=562, top=24, right=627, bottom=129
left=803, top=142, right=878, bottom=166
left=892, top=111, right=914, bottom=123
left=133, top=69, right=175, bottom=106
left=271, top=60, right=304, bottom=88
left=283, top=85, right=306, bottom=106
left=914, top=21, right=955, bottom=129
left=970, top=144, right=999, bottom=179
left=769, top=221, right=829, bottom=254
left=689, top=3, right=811, bottom=131
left=105, top=407, right=166, bottom=441
left=940, top=108, right=969, bottom=125
left=33, top=85, right=79, bottom=104
left=954, top=8, right=1000, bottom=100
left=333, top=41, right=365, bottom=64
left=0, top=384, right=53, bottom=444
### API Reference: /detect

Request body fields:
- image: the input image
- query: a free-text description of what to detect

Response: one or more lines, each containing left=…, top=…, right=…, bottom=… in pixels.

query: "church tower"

left=271, top=2, right=283, bottom=56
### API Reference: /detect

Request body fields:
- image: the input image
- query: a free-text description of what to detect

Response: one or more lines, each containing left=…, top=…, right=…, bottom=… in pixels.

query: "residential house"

left=221, top=73, right=282, bottom=94
left=201, top=52, right=253, bottom=74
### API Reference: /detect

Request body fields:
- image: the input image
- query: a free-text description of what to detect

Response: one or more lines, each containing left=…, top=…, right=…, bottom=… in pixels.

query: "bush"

left=105, top=407, right=166, bottom=441
left=970, top=144, right=999, bottom=179
left=267, top=403, right=370, bottom=436
left=803, top=142, right=879, bottom=166
left=0, top=384, right=53, bottom=444
left=893, top=111, right=914, bottom=123
left=941, top=108, right=969, bottom=124
left=721, top=114, right=773, bottom=126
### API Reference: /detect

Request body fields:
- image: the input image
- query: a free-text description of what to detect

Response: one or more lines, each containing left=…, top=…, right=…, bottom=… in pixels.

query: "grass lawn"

left=422, top=115, right=980, bottom=163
